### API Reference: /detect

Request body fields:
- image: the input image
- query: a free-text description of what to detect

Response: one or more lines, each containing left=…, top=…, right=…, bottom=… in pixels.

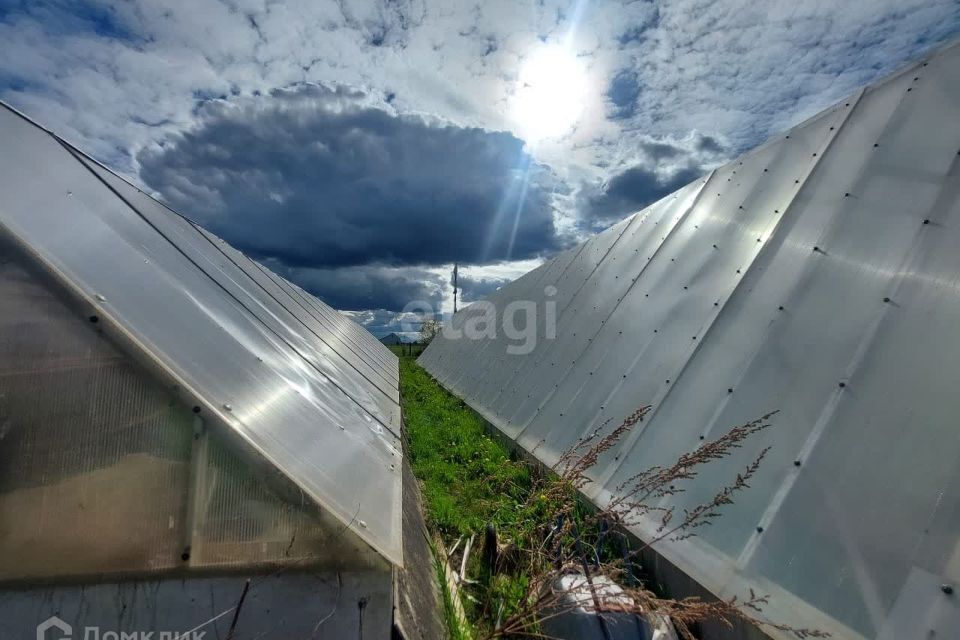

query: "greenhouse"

left=0, top=102, right=418, bottom=638
left=421, top=40, right=960, bottom=640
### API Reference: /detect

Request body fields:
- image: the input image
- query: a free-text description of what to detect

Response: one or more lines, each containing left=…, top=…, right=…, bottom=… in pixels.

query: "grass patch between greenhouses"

left=400, top=356, right=548, bottom=633
left=400, top=356, right=532, bottom=539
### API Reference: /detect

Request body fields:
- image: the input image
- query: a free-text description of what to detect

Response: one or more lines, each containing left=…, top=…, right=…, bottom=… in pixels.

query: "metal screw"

left=222, top=403, right=232, bottom=411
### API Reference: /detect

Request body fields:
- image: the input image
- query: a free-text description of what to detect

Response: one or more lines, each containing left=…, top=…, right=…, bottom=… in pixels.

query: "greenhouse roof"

left=421, top=40, right=960, bottom=638
left=0, top=102, right=403, bottom=566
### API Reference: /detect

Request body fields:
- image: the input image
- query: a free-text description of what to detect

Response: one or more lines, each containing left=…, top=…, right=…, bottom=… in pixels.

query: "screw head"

left=942, top=584, right=954, bottom=595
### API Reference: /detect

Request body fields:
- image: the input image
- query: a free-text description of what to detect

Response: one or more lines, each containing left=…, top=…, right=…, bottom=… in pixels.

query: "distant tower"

left=452, top=263, right=459, bottom=314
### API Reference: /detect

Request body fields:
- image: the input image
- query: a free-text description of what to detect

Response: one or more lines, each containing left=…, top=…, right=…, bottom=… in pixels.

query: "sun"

left=511, top=44, right=588, bottom=143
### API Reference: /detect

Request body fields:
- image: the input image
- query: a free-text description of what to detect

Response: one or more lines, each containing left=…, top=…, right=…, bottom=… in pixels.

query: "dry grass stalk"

left=481, top=408, right=829, bottom=640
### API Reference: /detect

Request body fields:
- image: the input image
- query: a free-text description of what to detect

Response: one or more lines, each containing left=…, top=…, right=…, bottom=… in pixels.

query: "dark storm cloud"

left=579, top=164, right=703, bottom=229
left=268, top=262, right=445, bottom=313
left=138, top=83, right=561, bottom=271
left=458, top=275, right=509, bottom=303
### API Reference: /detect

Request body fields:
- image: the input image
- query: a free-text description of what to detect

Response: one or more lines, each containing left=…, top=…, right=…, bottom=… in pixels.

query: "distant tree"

left=420, top=318, right=442, bottom=344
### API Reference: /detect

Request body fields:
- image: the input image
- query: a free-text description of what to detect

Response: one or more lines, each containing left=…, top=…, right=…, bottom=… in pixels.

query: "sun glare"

left=511, top=44, right=588, bottom=143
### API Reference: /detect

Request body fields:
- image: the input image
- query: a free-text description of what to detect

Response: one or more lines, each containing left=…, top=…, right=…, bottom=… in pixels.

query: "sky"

left=1, top=0, right=958, bottom=336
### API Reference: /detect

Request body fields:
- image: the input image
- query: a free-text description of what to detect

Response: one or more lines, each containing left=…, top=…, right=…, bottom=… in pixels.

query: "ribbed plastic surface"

left=421, top=41, right=960, bottom=638
left=0, top=105, right=403, bottom=566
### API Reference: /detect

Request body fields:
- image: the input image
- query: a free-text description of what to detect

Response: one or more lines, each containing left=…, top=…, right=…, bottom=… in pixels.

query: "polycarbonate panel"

left=189, top=429, right=386, bottom=570
left=0, top=252, right=193, bottom=579
left=429, top=257, right=557, bottom=397
left=476, top=216, right=637, bottom=416
left=186, top=223, right=400, bottom=426
left=0, top=105, right=403, bottom=565
left=421, top=40, right=960, bottom=639
left=258, top=262, right=398, bottom=382
left=78, top=161, right=400, bottom=434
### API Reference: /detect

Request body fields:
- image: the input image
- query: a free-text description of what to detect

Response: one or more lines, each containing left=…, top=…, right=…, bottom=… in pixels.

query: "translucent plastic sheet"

left=0, top=251, right=384, bottom=580
left=0, top=105, right=402, bottom=565
left=422, top=42, right=960, bottom=638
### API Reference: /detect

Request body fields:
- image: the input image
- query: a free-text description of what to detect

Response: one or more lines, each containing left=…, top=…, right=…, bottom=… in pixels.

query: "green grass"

left=400, top=356, right=532, bottom=537
left=387, top=343, right=427, bottom=357
left=401, top=356, right=548, bottom=634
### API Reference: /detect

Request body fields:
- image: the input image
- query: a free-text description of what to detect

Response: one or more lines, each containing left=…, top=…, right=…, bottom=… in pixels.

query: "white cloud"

left=1, top=0, right=957, bottom=320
